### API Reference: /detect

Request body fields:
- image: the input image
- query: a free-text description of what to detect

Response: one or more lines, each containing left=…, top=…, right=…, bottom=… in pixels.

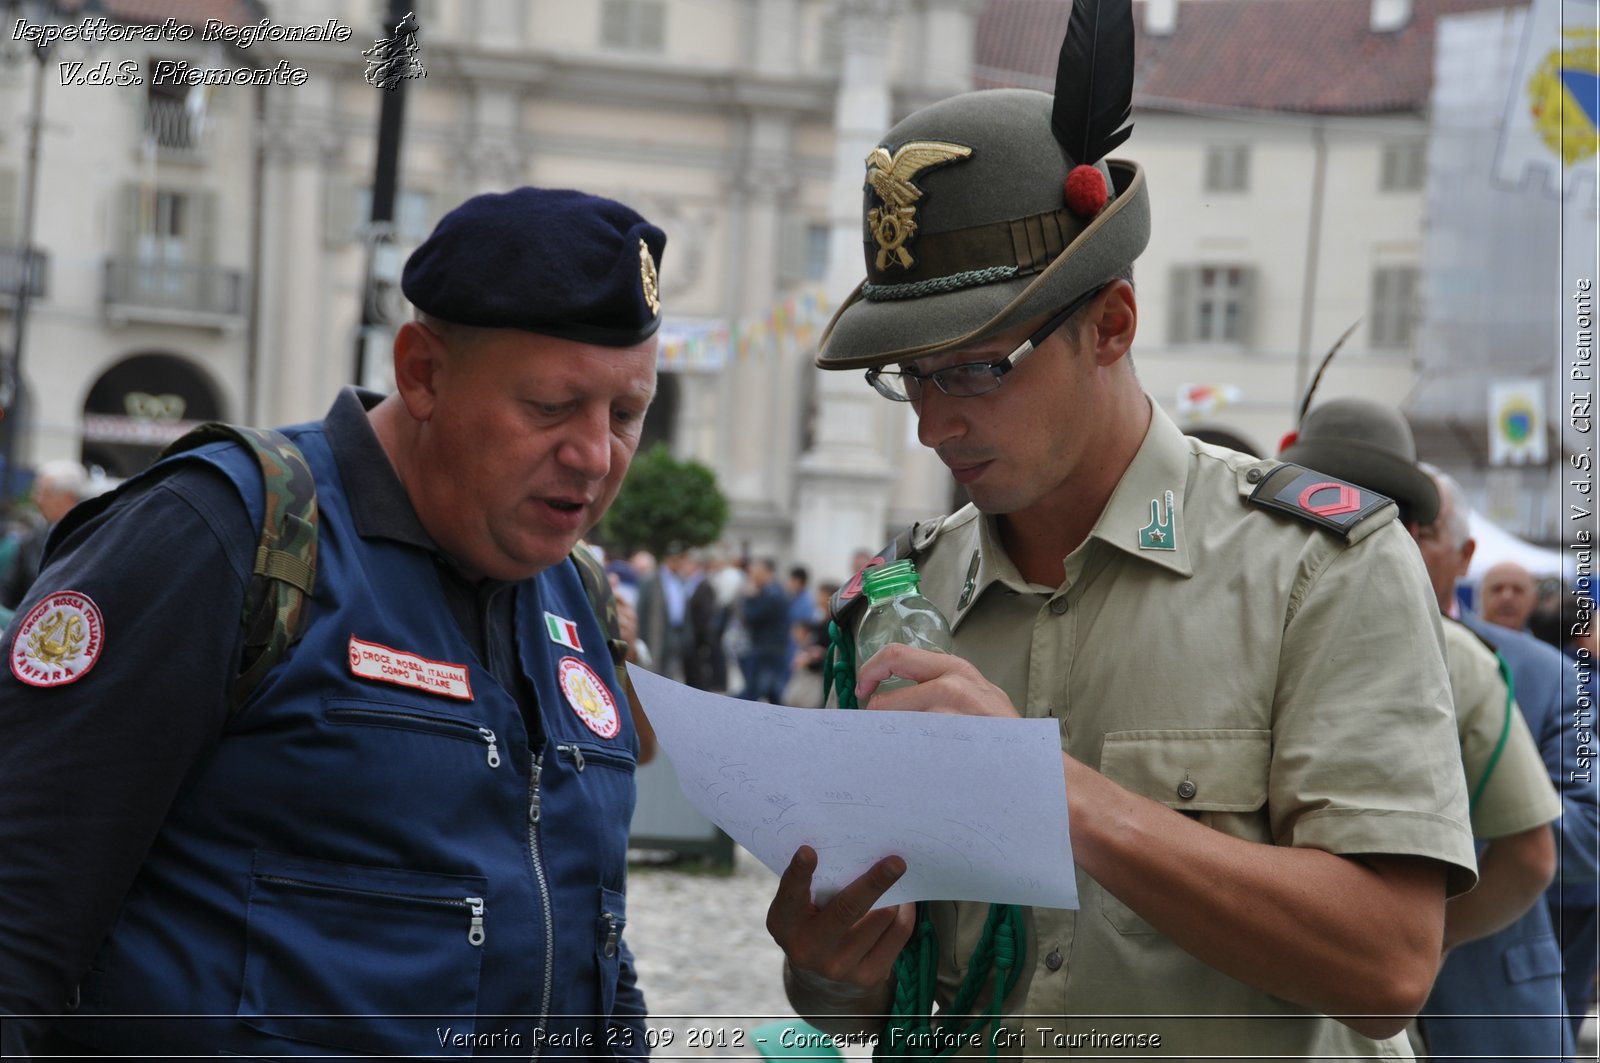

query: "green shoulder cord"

left=1468, top=653, right=1517, bottom=814
left=825, top=619, right=1024, bottom=1061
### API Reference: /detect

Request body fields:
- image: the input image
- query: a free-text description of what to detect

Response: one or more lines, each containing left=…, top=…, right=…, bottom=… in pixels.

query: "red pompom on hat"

left=1063, top=165, right=1109, bottom=218
left=1278, top=431, right=1299, bottom=454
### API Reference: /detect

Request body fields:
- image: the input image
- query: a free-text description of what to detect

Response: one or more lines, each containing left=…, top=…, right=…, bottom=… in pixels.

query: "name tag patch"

left=348, top=635, right=473, bottom=701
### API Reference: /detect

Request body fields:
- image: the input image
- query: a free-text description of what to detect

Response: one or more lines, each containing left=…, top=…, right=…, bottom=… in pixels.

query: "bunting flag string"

left=656, top=290, right=831, bottom=371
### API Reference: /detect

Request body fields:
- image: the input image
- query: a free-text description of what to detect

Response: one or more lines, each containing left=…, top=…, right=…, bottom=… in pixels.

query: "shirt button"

left=1177, top=779, right=1197, bottom=800
left=1050, top=597, right=1069, bottom=615
left=1045, top=948, right=1063, bottom=971
left=1247, top=467, right=1264, bottom=484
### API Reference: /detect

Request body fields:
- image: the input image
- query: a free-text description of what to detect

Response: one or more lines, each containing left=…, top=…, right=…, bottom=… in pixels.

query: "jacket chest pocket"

left=240, top=850, right=488, bottom=1054
left=1095, top=729, right=1272, bottom=935
left=324, top=697, right=503, bottom=769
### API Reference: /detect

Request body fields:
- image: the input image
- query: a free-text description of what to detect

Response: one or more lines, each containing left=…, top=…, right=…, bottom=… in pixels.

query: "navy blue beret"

left=401, top=187, right=666, bottom=347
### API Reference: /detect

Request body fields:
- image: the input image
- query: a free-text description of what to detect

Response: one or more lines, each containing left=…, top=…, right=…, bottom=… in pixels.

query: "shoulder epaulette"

left=829, top=517, right=942, bottom=629
left=161, top=422, right=319, bottom=713
left=1246, top=462, right=1394, bottom=540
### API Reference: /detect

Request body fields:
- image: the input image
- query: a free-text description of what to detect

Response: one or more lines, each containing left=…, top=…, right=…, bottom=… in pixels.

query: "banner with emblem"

left=1492, top=0, right=1599, bottom=197
left=1488, top=377, right=1549, bottom=465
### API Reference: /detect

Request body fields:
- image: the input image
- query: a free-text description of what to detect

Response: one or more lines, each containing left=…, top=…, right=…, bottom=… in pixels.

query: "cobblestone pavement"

left=627, top=846, right=1599, bottom=1061
left=627, top=847, right=871, bottom=1060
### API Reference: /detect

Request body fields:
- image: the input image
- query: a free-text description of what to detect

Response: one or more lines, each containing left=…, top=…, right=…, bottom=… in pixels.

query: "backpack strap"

left=161, top=423, right=319, bottom=713
left=570, top=543, right=646, bottom=733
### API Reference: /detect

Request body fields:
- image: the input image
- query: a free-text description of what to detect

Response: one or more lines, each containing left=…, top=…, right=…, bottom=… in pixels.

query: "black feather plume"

left=1051, top=0, right=1136, bottom=166
left=1297, top=319, right=1362, bottom=425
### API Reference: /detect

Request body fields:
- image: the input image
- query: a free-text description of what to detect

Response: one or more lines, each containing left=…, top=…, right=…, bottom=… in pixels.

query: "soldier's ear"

left=392, top=320, right=446, bottom=422
left=1088, top=280, right=1137, bottom=368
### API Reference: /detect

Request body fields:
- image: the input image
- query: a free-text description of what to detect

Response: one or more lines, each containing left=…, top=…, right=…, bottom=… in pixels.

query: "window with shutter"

left=1370, top=265, right=1419, bottom=347
left=1380, top=142, right=1425, bottom=192
left=1172, top=263, right=1256, bottom=345
left=600, top=0, right=666, bottom=52
left=1203, top=146, right=1249, bottom=193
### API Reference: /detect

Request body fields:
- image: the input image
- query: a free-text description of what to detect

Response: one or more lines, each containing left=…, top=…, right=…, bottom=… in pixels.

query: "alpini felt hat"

left=817, top=73, right=1151, bottom=370
left=1280, top=398, right=1440, bottom=526
left=402, top=187, right=666, bottom=347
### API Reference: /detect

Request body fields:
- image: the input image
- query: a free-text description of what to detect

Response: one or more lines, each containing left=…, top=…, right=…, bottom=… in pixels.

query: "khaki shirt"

left=842, top=404, right=1478, bottom=1060
left=1440, top=619, right=1560, bottom=839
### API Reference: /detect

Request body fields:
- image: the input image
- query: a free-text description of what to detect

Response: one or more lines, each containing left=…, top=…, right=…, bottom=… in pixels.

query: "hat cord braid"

left=863, top=266, right=1020, bottom=303
left=829, top=623, right=1025, bottom=1060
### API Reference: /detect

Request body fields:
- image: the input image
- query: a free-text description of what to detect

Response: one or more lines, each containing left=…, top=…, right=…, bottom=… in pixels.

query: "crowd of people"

left=599, top=545, right=846, bottom=709
left=0, top=1, right=1594, bottom=1057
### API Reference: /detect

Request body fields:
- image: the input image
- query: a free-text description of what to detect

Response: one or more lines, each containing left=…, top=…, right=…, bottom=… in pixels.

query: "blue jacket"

left=1419, top=613, right=1595, bottom=1063
left=0, top=393, right=646, bottom=1058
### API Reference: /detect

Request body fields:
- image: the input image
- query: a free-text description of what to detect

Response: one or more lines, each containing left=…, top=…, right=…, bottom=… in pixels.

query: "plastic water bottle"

left=855, top=559, right=953, bottom=693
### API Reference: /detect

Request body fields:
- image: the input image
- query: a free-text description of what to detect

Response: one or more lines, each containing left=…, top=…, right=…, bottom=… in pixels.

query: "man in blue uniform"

left=0, top=187, right=663, bottom=1058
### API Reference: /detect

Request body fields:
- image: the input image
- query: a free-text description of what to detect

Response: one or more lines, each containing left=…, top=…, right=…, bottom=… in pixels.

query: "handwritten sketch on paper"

left=626, top=665, right=1077, bottom=910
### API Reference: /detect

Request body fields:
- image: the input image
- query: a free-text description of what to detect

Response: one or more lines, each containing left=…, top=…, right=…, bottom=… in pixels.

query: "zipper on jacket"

left=325, top=706, right=501, bottom=769
left=258, top=874, right=486, bottom=947
left=555, top=742, right=634, bottom=772
left=602, top=910, right=619, bottom=959
left=528, top=750, right=555, bottom=1056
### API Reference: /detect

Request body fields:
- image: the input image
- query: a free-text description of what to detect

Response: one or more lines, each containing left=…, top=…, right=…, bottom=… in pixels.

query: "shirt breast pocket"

left=1095, top=729, right=1272, bottom=936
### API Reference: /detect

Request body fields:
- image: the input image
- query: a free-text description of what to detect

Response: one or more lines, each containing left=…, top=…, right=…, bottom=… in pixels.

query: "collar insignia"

left=864, top=140, right=973, bottom=271
left=1139, top=491, right=1177, bottom=551
left=957, top=549, right=981, bottom=610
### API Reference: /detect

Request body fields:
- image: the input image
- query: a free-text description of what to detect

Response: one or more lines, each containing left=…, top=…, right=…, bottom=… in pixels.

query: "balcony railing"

left=103, top=258, right=245, bottom=326
left=143, top=97, right=207, bottom=156
left=0, top=247, right=49, bottom=300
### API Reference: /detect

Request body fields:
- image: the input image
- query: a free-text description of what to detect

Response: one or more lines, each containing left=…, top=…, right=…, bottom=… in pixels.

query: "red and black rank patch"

left=1248, top=464, right=1394, bottom=538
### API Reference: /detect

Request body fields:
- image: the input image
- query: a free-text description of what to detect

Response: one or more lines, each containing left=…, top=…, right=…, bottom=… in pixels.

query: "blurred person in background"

left=1, top=459, right=88, bottom=611
left=1482, top=560, right=1540, bottom=633
left=738, top=556, right=789, bottom=703
left=1283, top=403, right=1568, bottom=1062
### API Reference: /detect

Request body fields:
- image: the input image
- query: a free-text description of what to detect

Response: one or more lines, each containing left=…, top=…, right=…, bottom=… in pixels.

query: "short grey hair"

left=1419, top=461, right=1472, bottom=549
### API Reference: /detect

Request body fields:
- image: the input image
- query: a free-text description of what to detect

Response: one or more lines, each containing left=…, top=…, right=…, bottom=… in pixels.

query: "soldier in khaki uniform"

left=763, top=6, right=1478, bottom=1058
left=1281, top=400, right=1563, bottom=1060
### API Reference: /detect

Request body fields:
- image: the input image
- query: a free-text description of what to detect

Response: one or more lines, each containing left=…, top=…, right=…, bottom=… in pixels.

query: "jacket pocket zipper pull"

left=478, top=727, right=500, bottom=768
left=602, top=911, right=619, bottom=958
left=558, top=743, right=585, bottom=772
left=467, top=896, right=486, bottom=946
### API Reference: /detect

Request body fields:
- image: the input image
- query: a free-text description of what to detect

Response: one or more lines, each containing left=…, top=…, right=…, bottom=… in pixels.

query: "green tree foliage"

left=600, top=443, right=728, bottom=557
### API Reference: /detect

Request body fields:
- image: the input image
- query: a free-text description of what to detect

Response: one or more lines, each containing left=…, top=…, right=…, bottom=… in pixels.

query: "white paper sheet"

left=627, top=665, right=1077, bottom=910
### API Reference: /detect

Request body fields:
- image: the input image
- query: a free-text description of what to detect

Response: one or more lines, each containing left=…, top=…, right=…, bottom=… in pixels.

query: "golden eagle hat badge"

left=864, top=140, right=973, bottom=272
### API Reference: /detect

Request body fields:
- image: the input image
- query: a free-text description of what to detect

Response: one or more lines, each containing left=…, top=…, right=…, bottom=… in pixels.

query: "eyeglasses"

left=864, top=284, right=1110, bottom=402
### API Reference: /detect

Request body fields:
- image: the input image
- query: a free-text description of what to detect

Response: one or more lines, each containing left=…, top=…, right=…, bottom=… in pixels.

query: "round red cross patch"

left=10, top=590, right=105, bottom=687
left=558, top=656, right=620, bottom=739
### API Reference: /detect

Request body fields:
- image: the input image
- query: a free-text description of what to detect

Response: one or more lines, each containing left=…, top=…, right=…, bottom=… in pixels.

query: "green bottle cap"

left=861, top=559, right=921, bottom=602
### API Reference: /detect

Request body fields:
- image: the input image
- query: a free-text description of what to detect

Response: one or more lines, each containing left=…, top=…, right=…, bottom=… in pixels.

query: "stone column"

left=793, top=0, right=904, bottom=582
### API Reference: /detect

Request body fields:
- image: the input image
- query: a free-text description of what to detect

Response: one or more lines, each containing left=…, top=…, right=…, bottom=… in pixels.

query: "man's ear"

left=1090, top=280, right=1137, bottom=367
left=1456, top=538, right=1476, bottom=581
left=392, top=320, right=446, bottom=422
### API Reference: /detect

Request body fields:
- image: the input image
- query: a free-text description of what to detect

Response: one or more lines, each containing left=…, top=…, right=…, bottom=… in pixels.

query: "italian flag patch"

left=544, top=612, right=583, bottom=653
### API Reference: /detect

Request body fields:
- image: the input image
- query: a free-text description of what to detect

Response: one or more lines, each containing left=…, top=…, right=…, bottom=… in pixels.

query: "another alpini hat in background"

left=816, top=0, right=1150, bottom=370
